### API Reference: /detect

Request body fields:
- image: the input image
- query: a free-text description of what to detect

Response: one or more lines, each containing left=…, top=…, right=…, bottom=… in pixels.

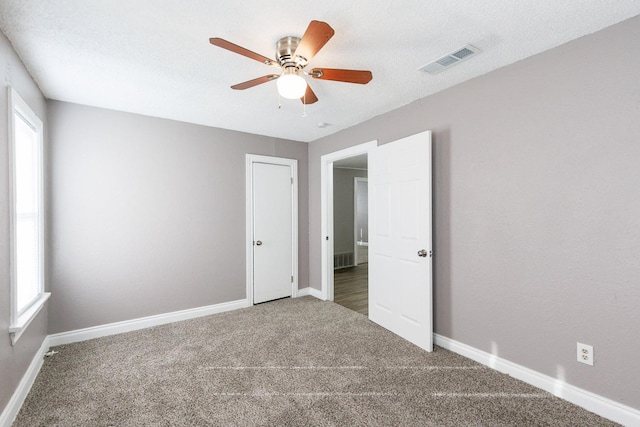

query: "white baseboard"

left=434, top=334, right=640, bottom=426
left=296, top=287, right=325, bottom=300
left=48, top=299, right=249, bottom=347
left=0, top=336, right=50, bottom=427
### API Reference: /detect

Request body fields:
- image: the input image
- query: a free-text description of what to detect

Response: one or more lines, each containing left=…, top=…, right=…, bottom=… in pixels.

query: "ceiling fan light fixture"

left=277, top=68, right=307, bottom=99
left=210, top=20, right=372, bottom=105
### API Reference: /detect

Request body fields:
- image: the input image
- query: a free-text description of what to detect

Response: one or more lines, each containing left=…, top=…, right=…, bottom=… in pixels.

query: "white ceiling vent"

left=418, top=44, right=482, bottom=75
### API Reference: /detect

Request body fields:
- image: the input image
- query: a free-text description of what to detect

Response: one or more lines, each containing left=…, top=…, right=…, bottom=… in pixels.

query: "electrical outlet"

left=577, top=342, right=594, bottom=366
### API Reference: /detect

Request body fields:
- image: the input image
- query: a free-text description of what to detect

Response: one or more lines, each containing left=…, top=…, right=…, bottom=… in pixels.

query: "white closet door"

left=252, top=162, right=293, bottom=304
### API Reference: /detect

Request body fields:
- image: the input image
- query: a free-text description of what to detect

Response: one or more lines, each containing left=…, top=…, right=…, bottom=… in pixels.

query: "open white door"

left=369, top=131, right=433, bottom=351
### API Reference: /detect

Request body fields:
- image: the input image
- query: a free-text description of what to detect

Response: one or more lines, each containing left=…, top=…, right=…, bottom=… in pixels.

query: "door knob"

left=255, top=240, right=262, bottom=246
left=417, top=249, right=427, bottom=257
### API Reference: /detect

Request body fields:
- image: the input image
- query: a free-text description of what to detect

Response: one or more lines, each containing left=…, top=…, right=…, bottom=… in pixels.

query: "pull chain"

left=302, top=93, right=307, bottom=117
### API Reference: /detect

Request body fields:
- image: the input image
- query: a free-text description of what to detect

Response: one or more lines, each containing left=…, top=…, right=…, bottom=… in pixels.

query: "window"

left=8, top=87, right=49, bottom=345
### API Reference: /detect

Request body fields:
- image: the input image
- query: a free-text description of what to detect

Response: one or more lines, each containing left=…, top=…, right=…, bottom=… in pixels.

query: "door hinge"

left=291, top=177, right=293, bottom=184
left=291, top=275, right=294, bottom=283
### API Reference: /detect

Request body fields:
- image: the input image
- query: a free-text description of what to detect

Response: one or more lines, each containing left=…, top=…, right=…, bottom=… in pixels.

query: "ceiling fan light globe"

left=277, top=74, right=307, bottom=99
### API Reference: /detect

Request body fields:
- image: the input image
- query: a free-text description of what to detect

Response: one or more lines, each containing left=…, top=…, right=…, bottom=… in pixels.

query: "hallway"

left=334, top=264, right=368, bottom=315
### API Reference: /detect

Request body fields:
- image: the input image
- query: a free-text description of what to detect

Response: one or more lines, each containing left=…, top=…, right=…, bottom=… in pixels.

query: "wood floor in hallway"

left=334, top=263, right=368, bottom=315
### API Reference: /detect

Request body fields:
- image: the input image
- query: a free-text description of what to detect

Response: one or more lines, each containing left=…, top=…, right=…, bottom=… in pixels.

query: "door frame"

left=320, top=141, right=377, bottom=301
left=246, top=154, right=298, bottom=306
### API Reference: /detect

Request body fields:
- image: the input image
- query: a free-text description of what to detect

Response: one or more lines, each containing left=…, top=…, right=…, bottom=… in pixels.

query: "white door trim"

left=246, top=154, right=298, bottom=306
left=320, top=141, right=377, bottom=301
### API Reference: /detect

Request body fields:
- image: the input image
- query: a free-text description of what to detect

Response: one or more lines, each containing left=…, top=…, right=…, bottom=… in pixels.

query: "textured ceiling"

left=1, top=1, right=639, bottom=142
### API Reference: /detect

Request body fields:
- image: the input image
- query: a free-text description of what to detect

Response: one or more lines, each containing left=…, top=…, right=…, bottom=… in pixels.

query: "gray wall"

left=308, top=16, right=640, bottom=410
left=333, top=168, right=367, bottom=255
left=0, top=32, right=49, bottom=416
left=48, top=101, right=308, bottom=333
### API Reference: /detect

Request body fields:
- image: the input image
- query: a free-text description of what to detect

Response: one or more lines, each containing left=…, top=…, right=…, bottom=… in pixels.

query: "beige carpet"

left=15, top=297, right=617, bottom=426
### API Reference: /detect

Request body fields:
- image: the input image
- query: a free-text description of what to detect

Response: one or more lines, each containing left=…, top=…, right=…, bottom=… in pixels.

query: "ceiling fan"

left=209, top=20, right=373, bottom=104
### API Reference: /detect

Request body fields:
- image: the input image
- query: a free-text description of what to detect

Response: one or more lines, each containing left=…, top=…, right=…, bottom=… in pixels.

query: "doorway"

left=320, top=141, right=377, bottom=307
left=246, top=155, right=298, bottom=305
left=332, top=156, right=368, bottom=314
left=321, top=132, right=433, bottom=352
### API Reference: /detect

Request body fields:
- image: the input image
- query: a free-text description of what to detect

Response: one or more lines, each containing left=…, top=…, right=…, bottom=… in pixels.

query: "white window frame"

left=8, top=87, right=50, bottom=345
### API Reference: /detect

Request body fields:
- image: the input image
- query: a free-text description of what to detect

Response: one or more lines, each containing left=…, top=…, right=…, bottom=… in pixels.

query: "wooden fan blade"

left=294, top=21, right=335, bottom=62
left=231, top=74, right=279, bottom=90
left=300, top=84, right=318, bottom=104
left=310, top=68, right=373, bottom=84
left=209, top=38, right=274, bottom=65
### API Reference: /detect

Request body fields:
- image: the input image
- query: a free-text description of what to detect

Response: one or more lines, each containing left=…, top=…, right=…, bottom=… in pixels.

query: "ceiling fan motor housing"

left=276, top=36, right=308, bottom=70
